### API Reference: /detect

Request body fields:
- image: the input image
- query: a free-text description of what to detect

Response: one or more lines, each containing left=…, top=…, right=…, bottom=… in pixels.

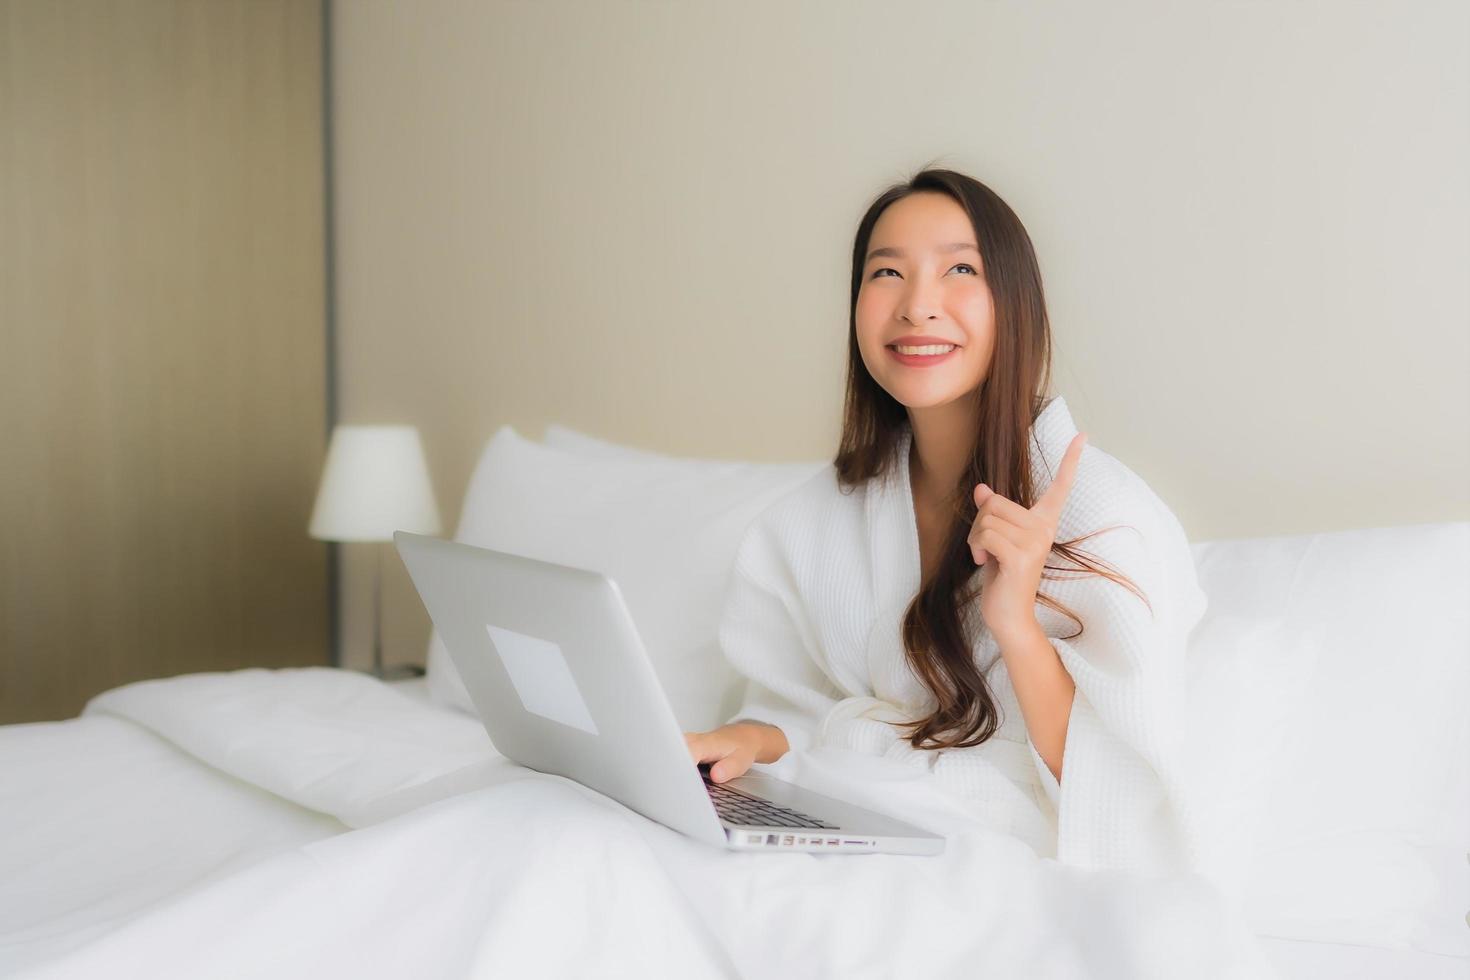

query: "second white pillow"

left=423, top=424, right=826, bottom=734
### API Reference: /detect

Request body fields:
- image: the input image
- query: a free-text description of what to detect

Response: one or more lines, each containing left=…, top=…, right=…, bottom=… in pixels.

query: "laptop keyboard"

left=700, top=764, right=839, bottom=830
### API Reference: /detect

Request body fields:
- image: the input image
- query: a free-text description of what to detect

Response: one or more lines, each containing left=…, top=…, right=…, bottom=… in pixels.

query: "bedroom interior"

left=1, top=0, right=1466, bottom=977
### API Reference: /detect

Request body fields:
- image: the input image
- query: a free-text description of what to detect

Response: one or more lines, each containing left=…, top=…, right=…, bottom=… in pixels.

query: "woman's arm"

left=967, top=432, right=1087, bottom=785
left=995, top=620, right=1076, bottom=785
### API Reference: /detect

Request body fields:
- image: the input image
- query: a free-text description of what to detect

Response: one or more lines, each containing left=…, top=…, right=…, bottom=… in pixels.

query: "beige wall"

left=329, top=0, right=1470, bottom=671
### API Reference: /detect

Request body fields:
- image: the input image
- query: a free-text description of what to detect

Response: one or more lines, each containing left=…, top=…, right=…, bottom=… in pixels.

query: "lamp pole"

left=369, top=541, right=424, bottom=680
left=372, top=542, right=384, bottom=679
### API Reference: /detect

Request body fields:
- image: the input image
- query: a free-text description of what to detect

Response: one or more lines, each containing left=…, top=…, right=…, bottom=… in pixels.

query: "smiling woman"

left=842, top=174, right=1136, bottom=759
left=689, top=166, right=1213, bottom=877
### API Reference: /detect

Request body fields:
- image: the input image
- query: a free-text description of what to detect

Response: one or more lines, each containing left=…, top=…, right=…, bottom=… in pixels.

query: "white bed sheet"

left=0, top=714, right=343, bottom=974
left=395, top=677, right=1470, bottom=980
left=2, top=669, right=1464, bottom=980
left=388, top=674, right=433, bottom=705
left=1257, top=935, right=1469, bottom=980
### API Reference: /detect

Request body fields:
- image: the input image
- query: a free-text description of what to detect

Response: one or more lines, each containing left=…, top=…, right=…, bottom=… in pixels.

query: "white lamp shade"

left=309, top=425, right=443, bottom=542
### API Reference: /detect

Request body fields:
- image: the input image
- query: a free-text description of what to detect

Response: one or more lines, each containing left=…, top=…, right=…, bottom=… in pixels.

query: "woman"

left=684, top=168, right=1209, bottom=876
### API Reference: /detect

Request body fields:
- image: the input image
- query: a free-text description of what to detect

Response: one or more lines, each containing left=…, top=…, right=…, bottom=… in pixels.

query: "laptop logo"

left=484, top=624, right=600, bottom=735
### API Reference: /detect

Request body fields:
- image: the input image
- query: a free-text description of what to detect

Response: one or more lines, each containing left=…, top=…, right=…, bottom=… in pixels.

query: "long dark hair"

left=833, top=167, right=1149, bottom=751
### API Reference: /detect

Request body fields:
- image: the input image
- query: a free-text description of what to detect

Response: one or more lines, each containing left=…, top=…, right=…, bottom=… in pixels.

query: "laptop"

left=394, top=532, right=945, bottom=856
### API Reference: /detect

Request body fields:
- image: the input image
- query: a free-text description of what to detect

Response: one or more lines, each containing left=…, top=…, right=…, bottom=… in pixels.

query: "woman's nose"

left=900, top=284, right=942, bottom=322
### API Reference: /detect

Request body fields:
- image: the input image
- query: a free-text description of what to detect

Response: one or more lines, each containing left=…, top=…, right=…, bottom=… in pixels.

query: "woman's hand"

left=968, top=431, right=1087, bottom=645
left=684, top=722, right=788, bottom=783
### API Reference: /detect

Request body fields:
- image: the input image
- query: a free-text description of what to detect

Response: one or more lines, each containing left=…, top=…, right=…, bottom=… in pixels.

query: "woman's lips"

left=887, top=346, right=959, bottom=367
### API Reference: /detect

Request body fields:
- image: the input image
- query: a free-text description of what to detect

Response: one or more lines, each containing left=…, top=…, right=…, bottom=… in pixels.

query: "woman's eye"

left=869, top=264, right=976, bottom=280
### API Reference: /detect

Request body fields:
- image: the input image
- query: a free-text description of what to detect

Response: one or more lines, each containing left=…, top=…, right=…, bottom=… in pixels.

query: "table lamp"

left=309, top=424, right=442, bottom=679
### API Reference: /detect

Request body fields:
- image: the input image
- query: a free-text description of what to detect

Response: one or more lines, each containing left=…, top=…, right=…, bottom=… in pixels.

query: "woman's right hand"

left=683, top=722, right=789, bottom=784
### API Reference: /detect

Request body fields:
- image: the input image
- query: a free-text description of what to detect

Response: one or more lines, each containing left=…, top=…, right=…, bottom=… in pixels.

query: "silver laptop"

left=394, top=532, right=945, bottom=856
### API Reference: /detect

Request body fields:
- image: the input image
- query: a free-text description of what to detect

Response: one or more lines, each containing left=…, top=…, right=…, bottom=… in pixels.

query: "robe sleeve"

left=715, top=522, right=845, bottom=757
left=1032, top=478, right=1210, bottom=876
left=1027, top=733, right=1063, bottom=808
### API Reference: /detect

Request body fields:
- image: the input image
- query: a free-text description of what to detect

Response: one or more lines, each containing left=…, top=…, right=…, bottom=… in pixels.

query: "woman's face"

left=855, top=191, right=996, bottom=411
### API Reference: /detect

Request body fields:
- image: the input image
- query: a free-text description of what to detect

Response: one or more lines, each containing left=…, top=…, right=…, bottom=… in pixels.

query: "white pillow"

left=1183, top=610, right=1325, bottom=907
left=542, top=423, right=685, bottom=463
left=426, top=424, right=664, bottom=711
left=424, top=424, right=826, bottom=734
left=1190, top=522, right=1470, bottom=956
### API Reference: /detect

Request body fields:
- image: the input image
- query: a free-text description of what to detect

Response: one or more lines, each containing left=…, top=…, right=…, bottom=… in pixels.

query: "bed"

left=2, top=422, right=1465, bottom=979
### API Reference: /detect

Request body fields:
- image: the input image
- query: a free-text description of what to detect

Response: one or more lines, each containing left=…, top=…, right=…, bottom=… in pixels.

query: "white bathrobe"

left=718, top=394, right=1209, bottom=876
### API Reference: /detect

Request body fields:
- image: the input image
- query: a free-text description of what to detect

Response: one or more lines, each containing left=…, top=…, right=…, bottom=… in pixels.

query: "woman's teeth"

left=893, top=344, right=956, bottom=355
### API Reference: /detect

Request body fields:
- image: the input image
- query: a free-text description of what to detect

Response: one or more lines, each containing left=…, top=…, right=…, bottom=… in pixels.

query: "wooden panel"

left=0, top=0, right=329, bottom=722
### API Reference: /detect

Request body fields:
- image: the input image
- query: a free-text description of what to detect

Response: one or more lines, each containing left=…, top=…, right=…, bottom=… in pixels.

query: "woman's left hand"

left=969, top=432, right=1088, bottom=644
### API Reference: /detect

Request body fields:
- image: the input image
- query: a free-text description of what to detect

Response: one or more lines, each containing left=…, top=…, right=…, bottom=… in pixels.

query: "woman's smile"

left=887, top=344, right=960, bottom=367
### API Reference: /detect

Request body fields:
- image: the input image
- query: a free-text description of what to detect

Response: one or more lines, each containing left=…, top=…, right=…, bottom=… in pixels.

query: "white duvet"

left=13, top=667, right=1282, bottom=980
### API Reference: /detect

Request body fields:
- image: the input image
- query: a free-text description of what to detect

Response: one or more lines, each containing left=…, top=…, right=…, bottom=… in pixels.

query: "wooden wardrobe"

left=0, top=0, right=332, bottom=723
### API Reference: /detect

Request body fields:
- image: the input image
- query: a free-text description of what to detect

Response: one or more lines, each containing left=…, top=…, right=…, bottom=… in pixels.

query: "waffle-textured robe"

left=718, top=395, right=1208, bottom=875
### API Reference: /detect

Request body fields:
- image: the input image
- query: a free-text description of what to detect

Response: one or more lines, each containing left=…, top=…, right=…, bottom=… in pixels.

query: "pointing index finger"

left=1035, top=432, right=1087, bottom=520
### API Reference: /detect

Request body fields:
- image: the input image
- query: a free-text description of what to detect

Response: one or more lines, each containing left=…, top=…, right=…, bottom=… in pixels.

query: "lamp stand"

left=369, top=542, right=426, bottom=681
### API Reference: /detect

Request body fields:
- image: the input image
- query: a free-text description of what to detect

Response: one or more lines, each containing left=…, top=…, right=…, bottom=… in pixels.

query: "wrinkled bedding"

left=6, top=668, right=1283, bottom=979
left=0, top=714, right=343, bottom=973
